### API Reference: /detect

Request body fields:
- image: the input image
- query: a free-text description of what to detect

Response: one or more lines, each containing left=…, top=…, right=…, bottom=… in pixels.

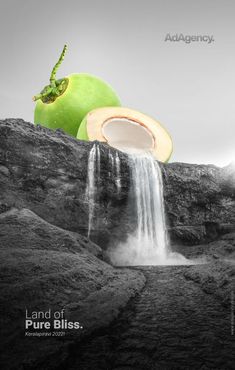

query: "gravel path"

left=63, top=265, right=234, bottom=370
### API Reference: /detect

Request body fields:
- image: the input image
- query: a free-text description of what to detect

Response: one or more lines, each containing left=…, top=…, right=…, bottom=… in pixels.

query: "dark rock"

left=0, top=207, right=145, bottom=369
left=0, top=119, right=234, bottom=247
left=162, top=162, right=235, bottom=244
left=183, top=260, right=234, bottom=307
left=0, top=119, right=133, bottom=249
left=0, top=119, right=234, bottom=369
left=62, top=264, right=235, bottom=370
left=169, top=225, right=206, bottom=245
left=173, top=231, right=235, bottom=261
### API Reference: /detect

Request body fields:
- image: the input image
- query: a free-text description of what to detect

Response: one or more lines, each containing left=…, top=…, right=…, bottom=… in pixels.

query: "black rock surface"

left=0, top=119, right=234, bottom=370
left=0, top=119, right=146, bottom=369
left=0, top=119, right=234, bottom=247
left=163, top=162, right=235, bottom=244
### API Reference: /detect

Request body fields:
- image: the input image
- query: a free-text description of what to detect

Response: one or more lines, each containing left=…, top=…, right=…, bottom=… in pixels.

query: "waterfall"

left=109, top=150, right=122, bottom=192
left=109, top=151, right=190, bottom=265
left=131, top=152, right=169, bottom=260
left=86, top=145, right=122, bottom=238
left=86, top=143, right=100, bottom=238
left=115, top=152, right=121, bottom=192
left=86, top=144, right=191, bottom=265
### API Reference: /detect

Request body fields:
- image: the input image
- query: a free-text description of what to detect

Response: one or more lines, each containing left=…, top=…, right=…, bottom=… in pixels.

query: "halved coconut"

left=77, top=107, right=173, bottom=162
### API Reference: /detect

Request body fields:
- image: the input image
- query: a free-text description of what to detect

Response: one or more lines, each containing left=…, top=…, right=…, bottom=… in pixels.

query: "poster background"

left=0, top=0, right=234, bottom=165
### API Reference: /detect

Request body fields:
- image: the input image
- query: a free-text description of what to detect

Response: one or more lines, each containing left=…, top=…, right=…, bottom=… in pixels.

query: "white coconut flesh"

left=85, top=107, right=173, bottom=162
left=102, top=118, right=155, bottom=154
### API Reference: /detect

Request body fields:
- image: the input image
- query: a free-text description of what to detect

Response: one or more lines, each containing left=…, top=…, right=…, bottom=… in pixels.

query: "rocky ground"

left=0, top=208, right=145, bottom=369
left=0, top=119, right=234, bottom=369
left=59, top=260, right=234, bottom=370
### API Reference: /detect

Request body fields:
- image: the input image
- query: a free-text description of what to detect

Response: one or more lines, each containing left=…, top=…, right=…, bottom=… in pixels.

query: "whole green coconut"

left=33, top=45, right=121, bottom=137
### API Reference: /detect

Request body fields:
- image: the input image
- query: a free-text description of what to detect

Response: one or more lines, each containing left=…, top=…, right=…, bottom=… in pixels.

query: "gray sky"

left=0, top=0, right=234, bottom=166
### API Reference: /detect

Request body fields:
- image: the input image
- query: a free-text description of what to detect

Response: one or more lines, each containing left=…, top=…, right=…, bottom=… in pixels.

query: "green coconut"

left=33, top=45, right=121, bottom=137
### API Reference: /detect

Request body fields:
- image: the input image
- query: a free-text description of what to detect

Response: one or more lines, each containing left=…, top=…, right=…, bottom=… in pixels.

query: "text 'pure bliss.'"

left=25, top=309, right=83, bottom=330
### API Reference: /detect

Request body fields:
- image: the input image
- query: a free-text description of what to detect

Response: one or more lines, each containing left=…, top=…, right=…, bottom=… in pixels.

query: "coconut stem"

left=32, top=44, right=68, bottom=102
left=32, top=88, right=53, bottom=102
left=50, top=44, right=68, bottom=87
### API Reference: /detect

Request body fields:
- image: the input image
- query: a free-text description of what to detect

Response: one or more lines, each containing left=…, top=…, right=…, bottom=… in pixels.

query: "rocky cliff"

left=0, top=119, right=234, bottom=248
left=163, top=162, right=235, bottom=244
left=0, top=119, right=146, bottom=369
left=0, top=119, right=234, bottom=369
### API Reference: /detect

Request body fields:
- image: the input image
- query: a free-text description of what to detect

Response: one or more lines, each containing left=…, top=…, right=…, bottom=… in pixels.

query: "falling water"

left=109, top=150, right=122, bottom=192
left=86, top=145, right=122, bottom=238
left=115, top=152, right=121, bottom=191
left=86, top=143, right=100, bottom=238
left=131, top=152, right=169, bottom=260
left=109, top=151, right=191, bottom=266
left=86, top=145, right=192, bottom=265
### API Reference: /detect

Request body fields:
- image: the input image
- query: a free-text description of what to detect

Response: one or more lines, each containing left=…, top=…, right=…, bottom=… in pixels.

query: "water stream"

left=109, top=151, right=190, bottom=265
left=86, top=143, right=100, bottom=238
left=86, top=144, right=122, bottom=238
left=108, top=149, right=121, bottom=192
left=130, top=152, right=169, bottom=261
left=86, top=144, right=190, bottom=265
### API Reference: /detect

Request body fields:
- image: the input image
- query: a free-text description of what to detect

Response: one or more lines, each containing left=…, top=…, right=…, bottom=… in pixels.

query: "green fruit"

left=33, top=45, right=121, bottom=137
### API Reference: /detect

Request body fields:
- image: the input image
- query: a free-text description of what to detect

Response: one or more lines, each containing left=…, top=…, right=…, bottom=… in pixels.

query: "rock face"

left=0, top=119, right=234, bottom=370
left=0, top=206, right=145, bottom=370
left=62, top=263, right=234, bottom=370
left=0, top=119, right=132, bottom=249
left=0, top=119, right=146, bottom=369
left=163, top=162, right=235, bottom=244
left=0, top=119, right=234, bottom=248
